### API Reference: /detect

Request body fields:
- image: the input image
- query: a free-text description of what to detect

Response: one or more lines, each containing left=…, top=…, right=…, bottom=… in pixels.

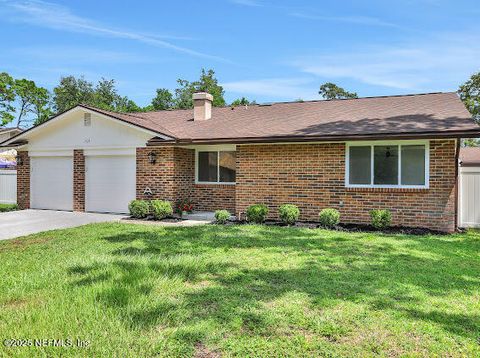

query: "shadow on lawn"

left=68, top=225, right=480, bottom=342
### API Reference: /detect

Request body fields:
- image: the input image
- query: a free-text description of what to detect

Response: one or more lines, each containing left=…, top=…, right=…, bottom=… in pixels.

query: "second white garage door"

left=85, top=155, right=136, bottom=213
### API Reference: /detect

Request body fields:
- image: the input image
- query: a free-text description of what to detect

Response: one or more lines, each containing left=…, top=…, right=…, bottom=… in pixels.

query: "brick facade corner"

left=73, top=149, right=85, bottom=212
left=16, top=151, right=30, bottom=210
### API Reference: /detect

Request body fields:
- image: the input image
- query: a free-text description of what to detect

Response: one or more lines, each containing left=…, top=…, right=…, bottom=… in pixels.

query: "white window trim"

left=195, top=148, right=236, bottom=185
left=345, top=140, right=430, bottom=189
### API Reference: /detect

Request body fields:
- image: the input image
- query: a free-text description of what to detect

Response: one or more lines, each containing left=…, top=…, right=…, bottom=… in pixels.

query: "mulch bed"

left=219, top=219, right=448, bottom=235
left=122, top=215, right=186, bottom=223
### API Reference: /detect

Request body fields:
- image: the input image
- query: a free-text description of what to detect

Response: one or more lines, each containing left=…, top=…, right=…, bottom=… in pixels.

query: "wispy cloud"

left=229, top=0, right=263, bottom=7
left=222, top=78, right=317, bottom=100
left=11, top=46, right=155, bottom=64
left=291, top=33, right=480, bottom=91
left=290, top=12, right=399, bottom=28
left=1, top=0, right=228, bottom=62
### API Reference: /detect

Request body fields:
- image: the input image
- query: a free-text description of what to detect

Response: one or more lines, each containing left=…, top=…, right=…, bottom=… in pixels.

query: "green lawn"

left=0, top=224, right=479, bottom=357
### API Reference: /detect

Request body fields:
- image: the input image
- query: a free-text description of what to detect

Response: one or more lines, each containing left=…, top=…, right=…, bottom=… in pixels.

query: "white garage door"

left=30, top=156, right=73, bottom=211
left=85, top=155, right=136, bottom=213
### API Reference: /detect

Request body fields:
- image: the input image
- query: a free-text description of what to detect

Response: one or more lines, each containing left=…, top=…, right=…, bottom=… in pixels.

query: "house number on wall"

left=84, top=138, right=91, bottom=143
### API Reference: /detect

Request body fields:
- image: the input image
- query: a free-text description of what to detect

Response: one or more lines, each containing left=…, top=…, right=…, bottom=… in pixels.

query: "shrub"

left=370, top=209, right=392, bottom=230
left=0, top=203, right=18, bottom=212
left=151, top=200, right=173, bottom=220
left=279, top=204, right=300, bottom=225
left=215, top=210, right=230, bottom=224
left=128, top=200, right=150, bottom=219
left=319, top=208, right=340, bottom=228
left=246, top=204, right=269, bottom=224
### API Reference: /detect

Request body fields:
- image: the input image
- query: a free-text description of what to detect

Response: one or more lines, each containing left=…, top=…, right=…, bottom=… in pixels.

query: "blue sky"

left=0, top=0, right=479, bottom=106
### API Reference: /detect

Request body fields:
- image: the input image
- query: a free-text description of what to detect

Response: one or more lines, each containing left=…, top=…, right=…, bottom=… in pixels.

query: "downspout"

left=454, top=138, right=461, bottom=231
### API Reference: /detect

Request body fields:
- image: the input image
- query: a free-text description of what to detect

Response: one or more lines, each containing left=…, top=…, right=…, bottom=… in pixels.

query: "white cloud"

left=222, top=78, right=317, bottom=100
left=11, top=46, right=155, bottom=64
left=290, top=12, right=399, bottom=28
left=1, top=0, right=228, bottom=62
left=291, top=33, right=480, bottom=91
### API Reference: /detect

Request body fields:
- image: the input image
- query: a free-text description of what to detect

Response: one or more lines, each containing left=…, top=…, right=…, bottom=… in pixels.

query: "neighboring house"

left=0, top=128, right=23, bottom=166
left=1, top=92, right=479, bottom=232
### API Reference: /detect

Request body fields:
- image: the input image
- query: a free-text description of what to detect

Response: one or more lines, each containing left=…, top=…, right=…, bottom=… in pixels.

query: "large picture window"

left=346, top=142, right=428, bottom=188
left=197, top=150, right=236, bottom=184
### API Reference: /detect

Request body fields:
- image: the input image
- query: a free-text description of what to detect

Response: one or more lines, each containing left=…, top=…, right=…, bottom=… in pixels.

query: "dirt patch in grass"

left=0, top=236, right=56, bottom=252
left=194, top=343, right=221, bottom=358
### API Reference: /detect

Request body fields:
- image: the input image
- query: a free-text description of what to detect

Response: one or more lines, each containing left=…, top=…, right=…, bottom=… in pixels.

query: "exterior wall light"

left=16, top=154, right=23, bottom=166
left=148, top=151, right=157, bottom=164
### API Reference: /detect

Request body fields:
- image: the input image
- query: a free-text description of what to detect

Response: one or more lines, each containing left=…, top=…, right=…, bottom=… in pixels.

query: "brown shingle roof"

left=4, top=92, right=479, bottom=147
left=460, top=147, right=480, bottom=166
left=84, top=92, right=479, bottom=144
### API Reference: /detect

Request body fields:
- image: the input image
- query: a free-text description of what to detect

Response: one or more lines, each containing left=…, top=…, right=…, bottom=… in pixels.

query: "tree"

left=53, top=76, right=95, bottom=113
left=319, top=82, right=358, bottom=100
left=174, top=68, right=226, bottom=109
left=114, top=96, right=143, bottom=113
left=194, top=69, right=226, bottom=107
left=93, top=78, right=118, bottom=110
left=0, top=72, right=16, bottom=126
left=53, top=76, right=141, bottom=114
left=32, top=87, right=53, bottom=126
left=174, top=79, right=195, bottom=109
left=459, top=72, right=480, bottom=123
left=231, top=97, right=252, bottom=106
left=459, top=72, right=480, bottom=147
left=13, top=78, right=53, bottom=128
left=151, top=88, right=174, bottom=110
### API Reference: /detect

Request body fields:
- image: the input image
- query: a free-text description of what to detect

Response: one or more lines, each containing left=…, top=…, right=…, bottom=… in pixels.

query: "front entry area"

left=30, top=156, right=73, bottom=211
left=85, top=155, right=136, bottom=214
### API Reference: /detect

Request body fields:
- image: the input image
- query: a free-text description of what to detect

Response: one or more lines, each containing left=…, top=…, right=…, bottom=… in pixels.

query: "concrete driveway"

left=0, top=209, right=125, bottom=241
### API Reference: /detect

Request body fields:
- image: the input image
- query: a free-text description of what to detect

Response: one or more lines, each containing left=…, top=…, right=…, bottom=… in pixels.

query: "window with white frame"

left=346, top=141, right=429, bottom=188
left=197, top=150, right=236, bottom=183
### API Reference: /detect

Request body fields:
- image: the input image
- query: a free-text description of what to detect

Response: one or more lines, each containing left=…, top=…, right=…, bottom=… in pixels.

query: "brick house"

left=2, top=92, right=479, bottom=232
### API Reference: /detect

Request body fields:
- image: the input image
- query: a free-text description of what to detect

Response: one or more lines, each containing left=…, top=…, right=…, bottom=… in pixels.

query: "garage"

left=30, top=156, right=73, bottom=211
left=85, top=155, right=136, bottom=213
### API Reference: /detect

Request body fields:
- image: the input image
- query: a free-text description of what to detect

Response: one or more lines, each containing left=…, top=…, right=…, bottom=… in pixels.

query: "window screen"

left=198, top=151, right=218, bottom=182
left=349, top=146, right=371, bottom=184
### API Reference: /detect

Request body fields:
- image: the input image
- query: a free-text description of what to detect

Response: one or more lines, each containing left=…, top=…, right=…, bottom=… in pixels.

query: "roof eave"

left=147, top=129, right=480, bottom=146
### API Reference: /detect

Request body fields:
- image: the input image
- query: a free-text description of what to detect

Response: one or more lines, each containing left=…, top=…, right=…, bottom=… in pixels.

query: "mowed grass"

left=0, top=224, right=479, bottom=357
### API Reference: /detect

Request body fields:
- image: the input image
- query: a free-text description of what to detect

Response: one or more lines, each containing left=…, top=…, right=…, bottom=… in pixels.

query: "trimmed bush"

left=0, top=203, right=18, bottom=212
left=370, top=209, right=392, bottom=230
left=319, top=208, right=340, bottom=228
left=151, top=200, right=173, bottom=220
left=279, top=204, right=300, bottom=225
left=128, top=200, right=150, bottom=219
left=246, top=204, right=269, bottom=224
left=215, top=210, right=230, bottom=224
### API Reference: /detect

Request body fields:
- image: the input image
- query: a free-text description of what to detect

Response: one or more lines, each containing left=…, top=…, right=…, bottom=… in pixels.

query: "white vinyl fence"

left=0, top=170, right=17, bottom=204
left=459, top=166, right=480, bottom=228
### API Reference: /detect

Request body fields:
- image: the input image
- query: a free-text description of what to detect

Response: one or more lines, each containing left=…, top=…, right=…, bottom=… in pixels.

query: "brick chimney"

left=193, top=92, right=213, bottom=121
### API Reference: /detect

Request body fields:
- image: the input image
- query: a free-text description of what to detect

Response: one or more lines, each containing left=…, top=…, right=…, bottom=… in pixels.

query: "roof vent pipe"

left=193, top=92, right=213, bottom=121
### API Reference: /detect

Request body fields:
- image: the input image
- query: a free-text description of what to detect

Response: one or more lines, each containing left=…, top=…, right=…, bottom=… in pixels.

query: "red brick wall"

left=137, top=147, right=176, bottom=201
left=235, top=140, right=457, bottom=232
left=192, top=184, right=236, bottom=212
left=136, top=147, right=236, bottom=212
left=73, top=149, right=85, bottom=211
left=16, top=151, right=30, bottom=209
